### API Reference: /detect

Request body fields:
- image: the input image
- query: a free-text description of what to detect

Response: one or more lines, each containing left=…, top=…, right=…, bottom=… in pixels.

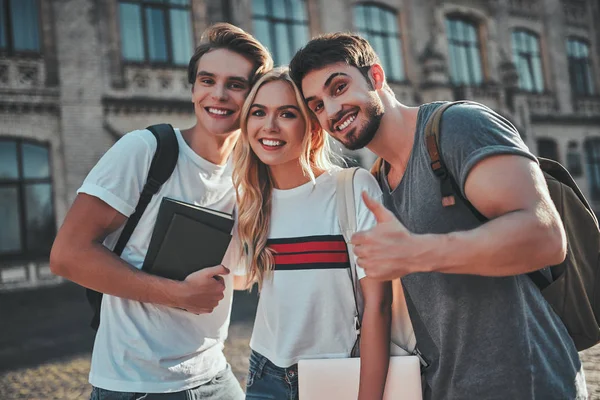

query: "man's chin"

left=340, top=129, right=375, bottom=151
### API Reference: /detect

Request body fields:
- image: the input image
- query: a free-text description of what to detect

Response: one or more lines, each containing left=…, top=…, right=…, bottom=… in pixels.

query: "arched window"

left=0, top=0, right=40, bottom=54
left=567, top=38, right=595, bottom=96
left=118, top=0, right=193, bottom=66
left=353, top=4, right=404, bottom=82
left=445, top=16, right=483, bottom=86
left=0, top=139, right=56, bottom=260
left=512, top=30, right=544, bottom=93
left=252, top=0, right=309, bottom=66
left=585, top=138, right=600, bottom=201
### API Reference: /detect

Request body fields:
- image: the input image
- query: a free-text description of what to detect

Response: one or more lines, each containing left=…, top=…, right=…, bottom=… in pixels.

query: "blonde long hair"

left=232, top=67, right=337, bottom=289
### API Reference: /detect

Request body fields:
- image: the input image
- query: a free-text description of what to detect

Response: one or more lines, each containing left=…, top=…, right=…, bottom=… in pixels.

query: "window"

left=118, top=0, right=193, bottom=66
left=0, top=0, right=40, bottom=54
left=252, top=0, right=309, bottom=66
left=354, top=4, right=404, bottom=82
left=511, top=30, right=544, bottom=93
left=567, top=140, right=583, bottom=177
left=567, top=38, right=595, bottom=96
left=445, top=17, right=483, bottom=86
left=0, top=139, right=56, bottom=260
left=585, top=138, right=600, bottom=201
left=537, top=138, right=559, bottom=162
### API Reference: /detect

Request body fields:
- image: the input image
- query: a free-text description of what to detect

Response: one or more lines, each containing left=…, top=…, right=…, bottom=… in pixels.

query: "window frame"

left=353, top=3, right=405, bottom=83
left=511, top=29, right=545, bottom=93
left=0, top=137, right=56, bottom=262
left=251, top=0, right=309, bottom=66
left=585, top=137, right=600, bottom=202
left=0, top=0, right=42, bottom=57
left=567, top=37, right=595, bottom=96
left=117, top=0, right=193, bottom=68
left=445, top=15, right=484, bottom=87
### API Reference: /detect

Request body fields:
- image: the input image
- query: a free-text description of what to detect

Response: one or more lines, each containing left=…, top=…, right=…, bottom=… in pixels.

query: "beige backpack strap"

left=335, top=167, right=363, bottom=342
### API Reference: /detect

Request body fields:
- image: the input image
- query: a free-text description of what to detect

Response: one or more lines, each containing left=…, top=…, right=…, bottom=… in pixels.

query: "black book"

left=142, top=197, right=234, bottom=281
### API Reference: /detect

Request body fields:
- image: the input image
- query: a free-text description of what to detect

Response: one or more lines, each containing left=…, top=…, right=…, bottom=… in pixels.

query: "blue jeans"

left=89, top=364, right=244, bottom=400
left=245, top=350, right=298, bottom=400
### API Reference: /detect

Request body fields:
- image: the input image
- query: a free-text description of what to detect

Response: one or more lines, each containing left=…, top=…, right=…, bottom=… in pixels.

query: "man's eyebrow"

left=305, top=72, right=349, bottom=104
left=229, top=76, right=249, bottom=84
left=323, top=72, right=349, bottom=90
left=196, top=71, right=249, bottom=84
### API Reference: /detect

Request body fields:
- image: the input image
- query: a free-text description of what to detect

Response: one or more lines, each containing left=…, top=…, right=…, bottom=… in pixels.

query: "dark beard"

left=340, top=95, right=383, bottom=150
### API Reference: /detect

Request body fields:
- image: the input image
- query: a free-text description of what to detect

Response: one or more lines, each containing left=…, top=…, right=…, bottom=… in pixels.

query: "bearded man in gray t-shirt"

left=290, top=33, right=587, bottom=400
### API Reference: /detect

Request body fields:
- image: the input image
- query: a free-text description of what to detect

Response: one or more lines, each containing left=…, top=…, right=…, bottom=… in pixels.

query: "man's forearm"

left=425, top=208, right=566, bottom=276
left=50, top=240, right=181, bottom=307
left=358, top=305, right=391, bottom=400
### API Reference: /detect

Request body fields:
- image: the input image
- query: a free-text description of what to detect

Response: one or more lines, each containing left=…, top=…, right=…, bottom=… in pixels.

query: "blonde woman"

left=231, top=67, right=392, bottom=400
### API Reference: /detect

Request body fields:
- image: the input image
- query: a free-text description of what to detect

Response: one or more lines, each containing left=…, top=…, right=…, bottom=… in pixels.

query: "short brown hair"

left=187, top=23, right=273, bottom=86
left=289, top=32, right=382, bottom=92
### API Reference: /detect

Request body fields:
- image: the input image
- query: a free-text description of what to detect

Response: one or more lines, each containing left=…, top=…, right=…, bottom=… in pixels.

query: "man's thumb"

left=204, top=264, right=230, bottom=276
left=362, top=191, right=395, bottom=224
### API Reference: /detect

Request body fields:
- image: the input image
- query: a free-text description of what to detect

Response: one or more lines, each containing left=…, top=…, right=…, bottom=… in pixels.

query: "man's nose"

left=324, top=99, right=342, bottom=121
left=212, top=84, right=228, bottom=101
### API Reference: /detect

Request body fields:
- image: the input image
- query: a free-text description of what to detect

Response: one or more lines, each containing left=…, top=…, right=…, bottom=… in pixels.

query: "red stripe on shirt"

left=270, top=240, right=347, bottom=254
left=274, top=252, right=350, bottom=265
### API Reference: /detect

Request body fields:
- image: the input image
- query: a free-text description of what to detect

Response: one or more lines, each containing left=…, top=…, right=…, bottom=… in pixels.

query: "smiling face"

left=246, top=80, right=307, bottom=169
left=302, top=62, right=384, bottom=150
left=191, top=48, right=254, bottom=136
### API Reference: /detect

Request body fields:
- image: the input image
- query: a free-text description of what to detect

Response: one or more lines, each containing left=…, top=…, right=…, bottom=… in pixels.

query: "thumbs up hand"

left=351, top=191, right=431, bottom=280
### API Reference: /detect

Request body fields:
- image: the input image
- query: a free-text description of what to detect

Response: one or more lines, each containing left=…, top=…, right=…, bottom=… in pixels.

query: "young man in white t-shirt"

left=49, top=23, right=273, bottom=399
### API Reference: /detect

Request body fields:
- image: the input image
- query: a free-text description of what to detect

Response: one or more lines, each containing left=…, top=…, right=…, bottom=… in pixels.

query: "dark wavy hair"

left=289, top=32, right=384, bottom=93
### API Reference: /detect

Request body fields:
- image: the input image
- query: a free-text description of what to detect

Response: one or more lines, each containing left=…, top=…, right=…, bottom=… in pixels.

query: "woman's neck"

left=268, top=160, right=324, bottom=190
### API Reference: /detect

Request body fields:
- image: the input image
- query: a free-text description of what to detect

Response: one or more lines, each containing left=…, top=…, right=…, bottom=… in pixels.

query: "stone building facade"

left=0, top=0, right=599, bottom=290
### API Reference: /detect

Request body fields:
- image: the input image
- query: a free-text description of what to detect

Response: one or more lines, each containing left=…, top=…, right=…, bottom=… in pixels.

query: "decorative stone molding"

left=527, top=93, right=560, bottom=116
left=132, top=72, right=150, bottom=89
left=18, top=64, right=40, bottom=86
left=0, top=59, right=46, bottom=90
left=102, top=96, right=193, bottom=116
left=107, top=66, right=191, bottom=99
left=508, top=0, right=541, bottom=17
left=563, top=0, right=588, bottom=27
left=0, top=88, right=60, bottom=115
left=574, top=97, right=600, bottom=117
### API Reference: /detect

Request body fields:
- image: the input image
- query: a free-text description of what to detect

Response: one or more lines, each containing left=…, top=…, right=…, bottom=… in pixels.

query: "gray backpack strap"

left=335, top=167, right=363, bottom=352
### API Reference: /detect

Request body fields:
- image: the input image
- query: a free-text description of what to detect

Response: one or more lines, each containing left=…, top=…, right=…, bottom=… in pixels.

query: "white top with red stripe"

left=245, top=167, right=382, bottom=367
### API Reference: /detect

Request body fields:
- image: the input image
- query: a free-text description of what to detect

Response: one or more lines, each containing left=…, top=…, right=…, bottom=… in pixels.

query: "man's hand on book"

left=177, top=264, right=230, bottom=314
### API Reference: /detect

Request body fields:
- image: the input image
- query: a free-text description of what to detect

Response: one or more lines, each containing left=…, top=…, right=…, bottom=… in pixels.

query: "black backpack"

left=86, top=124, right=179, bottom=330
left=423, top=101, right=600, bottom=351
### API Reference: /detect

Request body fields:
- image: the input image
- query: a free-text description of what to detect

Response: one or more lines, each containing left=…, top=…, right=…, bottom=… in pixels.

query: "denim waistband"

left=249, top=350, right=298, bottom=381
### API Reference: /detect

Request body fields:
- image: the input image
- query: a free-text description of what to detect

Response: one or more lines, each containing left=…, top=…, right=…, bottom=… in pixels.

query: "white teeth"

left=337, top=114, right=356, bottom=131
left=208, top=108, right=230, bottom=115
left=262, top=139, right=284, bottom=147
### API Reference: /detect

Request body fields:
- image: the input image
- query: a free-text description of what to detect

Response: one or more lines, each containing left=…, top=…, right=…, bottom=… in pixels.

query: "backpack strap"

left=113, top=124, right=179, bottom=255
left=425, top=101, right=487, bottom=221
left=335, top=167, right=362, bottom=355
left=88, top=124, right=179, bottom=330
left=425, top=103, right=553, bottom=289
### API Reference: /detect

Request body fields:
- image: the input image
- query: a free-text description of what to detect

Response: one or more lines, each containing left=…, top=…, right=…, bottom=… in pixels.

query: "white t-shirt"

left=77, top=128, right=238, bottom=393
left=241, top=168, right=382, bottom=368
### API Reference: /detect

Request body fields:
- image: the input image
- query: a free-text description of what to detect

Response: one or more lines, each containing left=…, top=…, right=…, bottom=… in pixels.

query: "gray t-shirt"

left=379, top=102, right=585, bottom=400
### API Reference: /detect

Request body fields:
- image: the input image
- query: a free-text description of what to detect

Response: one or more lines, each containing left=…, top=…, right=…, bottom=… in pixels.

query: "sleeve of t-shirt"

left=224, top=217, right=247, bottom=277
left=438, top=102, right=538, bottom=197
left=352, top=168, right=384, bottom=280
left=77, top=130, right=156, bottom=217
